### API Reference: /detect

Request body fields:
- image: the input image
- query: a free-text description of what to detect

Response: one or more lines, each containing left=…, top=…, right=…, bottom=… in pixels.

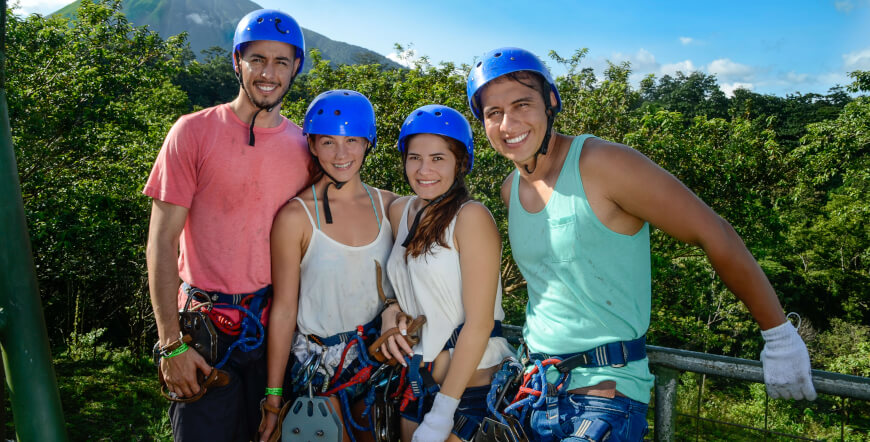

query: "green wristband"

left=265, top=387, right=283, bottom=396
left=164, top=343, right=189, bottom=359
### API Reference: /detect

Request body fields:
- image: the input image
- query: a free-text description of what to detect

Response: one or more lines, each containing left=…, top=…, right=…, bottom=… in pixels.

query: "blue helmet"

left=233, top=9, right=305, bottom=75
left=398, top=105, right=475, bottom=172
left=303, top=90, right=377, bottom=150
left=466, top=47, right=562, bottom=120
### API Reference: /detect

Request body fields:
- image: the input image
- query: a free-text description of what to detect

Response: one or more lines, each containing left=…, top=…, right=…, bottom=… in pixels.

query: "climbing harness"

left=179, top=282, right=271, bottom=369
left=473, top=358, right=529, bottom=442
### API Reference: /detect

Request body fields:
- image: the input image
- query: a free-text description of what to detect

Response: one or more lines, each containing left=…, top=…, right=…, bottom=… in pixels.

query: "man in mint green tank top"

left=466, top=47, right=816, bottom=441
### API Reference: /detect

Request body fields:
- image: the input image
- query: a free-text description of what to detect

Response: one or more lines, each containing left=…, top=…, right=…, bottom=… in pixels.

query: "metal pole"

left=653, top=366, right=679, bottom=442
left=0, top=1, right=69, bottom=439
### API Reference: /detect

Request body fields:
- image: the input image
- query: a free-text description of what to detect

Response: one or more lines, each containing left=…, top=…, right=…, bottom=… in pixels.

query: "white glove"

left=412, top=392, right=460, bottom=442
left=760, top=321, right=817, bottom=400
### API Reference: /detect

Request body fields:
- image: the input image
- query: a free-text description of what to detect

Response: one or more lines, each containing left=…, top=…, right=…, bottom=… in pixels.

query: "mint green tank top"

left=508, top=134, right=654, bottom=403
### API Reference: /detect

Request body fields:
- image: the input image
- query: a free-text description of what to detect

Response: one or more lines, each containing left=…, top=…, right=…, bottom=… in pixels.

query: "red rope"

left=511, top=358, right=563, bottom=404
left=320, top=365, right=373, bottom=397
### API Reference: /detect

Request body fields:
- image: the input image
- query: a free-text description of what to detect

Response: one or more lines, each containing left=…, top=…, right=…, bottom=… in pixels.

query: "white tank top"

left=386, top=198, right=515, bottom=366
left=295, top=187, right=394, bottom=338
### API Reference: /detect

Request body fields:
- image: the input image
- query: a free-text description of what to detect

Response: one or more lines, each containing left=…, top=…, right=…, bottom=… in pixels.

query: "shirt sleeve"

left=142, top=115, right=199, bottom=208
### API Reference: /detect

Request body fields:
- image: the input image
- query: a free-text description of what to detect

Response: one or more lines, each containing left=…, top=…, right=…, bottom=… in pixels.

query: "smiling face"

left=404, top=134, right=461, bottom=200
left=309, top=134, right=369, bottom=182
left=236, top=39, right=300, bottom=110
left=478, top=73, right=555, bottom=166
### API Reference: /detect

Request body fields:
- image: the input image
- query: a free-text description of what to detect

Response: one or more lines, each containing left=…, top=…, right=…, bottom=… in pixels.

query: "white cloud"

left=186, top=13, right=206, bottom=25
left=610, top=48, right=659, bottom=71
left=679, top=37, right=694, bottom=45
left=843, top=47, right=870, bottom=69
left=660, top=60, right=696, bottom=76
left=13, top=0, right=72, bottom=15
left=387, top=51, right=417, bottom=68
left=707, top=58, right=754, bottom=79
left=720, top=82, right=754, bottom=97
left=835, top=1, right=854, bottom=12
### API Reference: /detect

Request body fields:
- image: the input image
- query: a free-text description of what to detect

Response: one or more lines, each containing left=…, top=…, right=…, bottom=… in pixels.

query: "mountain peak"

left=54, top=0, right=402, bottom=71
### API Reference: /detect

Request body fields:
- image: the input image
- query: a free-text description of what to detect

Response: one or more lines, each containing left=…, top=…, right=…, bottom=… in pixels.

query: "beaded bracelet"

left=265, top=387, right=283, bottom=396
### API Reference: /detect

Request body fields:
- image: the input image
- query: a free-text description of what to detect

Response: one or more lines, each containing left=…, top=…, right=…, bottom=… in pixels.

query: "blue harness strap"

left=181, top=282, right=271, bottom=369
left=308, top=316, right=381, bottom=347
left=442, top=320, right=503, bottom=351
left=528, top=335, right=646, bottom=372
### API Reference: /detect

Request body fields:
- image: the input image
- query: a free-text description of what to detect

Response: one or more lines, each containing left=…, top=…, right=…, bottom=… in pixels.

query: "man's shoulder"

left=171, top=104, right=230, bottom=132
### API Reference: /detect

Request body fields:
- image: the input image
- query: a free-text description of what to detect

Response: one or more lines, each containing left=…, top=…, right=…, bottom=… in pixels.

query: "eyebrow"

left=483, top=95, right=536, bottom=114
left=246, top=53, right=293, bottom=62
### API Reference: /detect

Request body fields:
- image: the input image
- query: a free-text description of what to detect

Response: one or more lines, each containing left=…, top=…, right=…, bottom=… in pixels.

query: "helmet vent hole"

left=257, top=18, right=264, bottom=23
left=494, top=52, right=502, bottom=57
left=476, top=62, right=482, bottom=67
left=334, top=110, right=341, bottom=116
left=275, top=18, right=282, bottom=24
left=416, top=111, right=423, bottom=116
left=317, top=109, right=324, bottom=115
left=343, top=92, right=350, bottom=95
left=434, top=111, right=442, bottom=116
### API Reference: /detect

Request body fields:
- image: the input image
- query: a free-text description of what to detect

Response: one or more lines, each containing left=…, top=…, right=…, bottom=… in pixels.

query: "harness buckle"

left=611, top=342, right=629, bottom=368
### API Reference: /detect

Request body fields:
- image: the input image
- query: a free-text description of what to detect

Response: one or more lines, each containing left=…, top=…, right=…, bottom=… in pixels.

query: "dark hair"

left=403, top=134, right=471, bottom=259
left=303, top=135, right=325, bottom=188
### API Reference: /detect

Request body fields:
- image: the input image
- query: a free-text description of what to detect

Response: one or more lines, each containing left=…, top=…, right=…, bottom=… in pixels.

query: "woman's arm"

left=439, top=202, right=501, bottom=400
left=259, top=201, right=308, bottom=440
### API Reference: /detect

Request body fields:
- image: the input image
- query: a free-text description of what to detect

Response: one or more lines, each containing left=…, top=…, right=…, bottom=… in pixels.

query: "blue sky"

left=16, top=0, right=870, bottom=97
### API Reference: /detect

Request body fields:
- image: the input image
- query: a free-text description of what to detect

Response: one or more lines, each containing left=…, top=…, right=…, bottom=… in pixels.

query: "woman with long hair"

left=260, top=90, right=397, bottom=442
left=378, top=105, right=514, bottom=442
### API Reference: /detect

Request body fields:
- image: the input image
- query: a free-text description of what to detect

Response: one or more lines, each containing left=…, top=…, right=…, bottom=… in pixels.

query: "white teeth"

left=257, top=84, right=277, bottom=91
left=506, top=133, right=528, bottom=144
left=418, top=180, right=438, bottom=185
left=333, top=162, right=352, bottom=169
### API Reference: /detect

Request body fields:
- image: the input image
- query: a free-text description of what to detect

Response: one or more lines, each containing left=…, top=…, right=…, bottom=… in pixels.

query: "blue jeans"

left=528, top=394, right=648, bottom=441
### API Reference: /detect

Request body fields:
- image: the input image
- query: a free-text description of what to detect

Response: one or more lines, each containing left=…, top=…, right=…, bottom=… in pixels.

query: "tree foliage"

left=6, top=0, right=189, bottom=350
left=5, top=2, right=866, bottom=372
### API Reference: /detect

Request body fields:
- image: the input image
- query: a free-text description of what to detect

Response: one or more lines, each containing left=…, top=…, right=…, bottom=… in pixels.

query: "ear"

left=292, top=57, right=302, bottom=75
left=549, top=90, right=558, bottom=109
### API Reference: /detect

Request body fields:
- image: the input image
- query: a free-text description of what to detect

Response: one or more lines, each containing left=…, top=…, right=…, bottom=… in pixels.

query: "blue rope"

left=503, top=359, right=572, bottom=424
left=212, top=303, right=264, bottom=369
left=339, top=388, right=371, bottom=441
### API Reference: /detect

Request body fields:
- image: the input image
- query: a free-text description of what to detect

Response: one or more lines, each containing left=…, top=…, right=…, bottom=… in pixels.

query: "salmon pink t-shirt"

left=144, top=104, right=310, bottom=310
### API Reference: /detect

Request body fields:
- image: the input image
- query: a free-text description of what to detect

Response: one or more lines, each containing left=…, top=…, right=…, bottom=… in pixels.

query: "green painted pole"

left=0, top=1, right=70, bottom=440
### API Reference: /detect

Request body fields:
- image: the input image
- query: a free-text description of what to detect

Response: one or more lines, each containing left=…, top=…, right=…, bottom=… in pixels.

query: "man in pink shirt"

left=143, top=9, right=310, bottom=441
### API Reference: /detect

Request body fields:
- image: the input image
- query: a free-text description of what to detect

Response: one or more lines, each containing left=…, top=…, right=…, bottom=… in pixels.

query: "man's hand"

left=160, top=348, right=212, bottom=399
left=760, top=321, right=817, bottom=400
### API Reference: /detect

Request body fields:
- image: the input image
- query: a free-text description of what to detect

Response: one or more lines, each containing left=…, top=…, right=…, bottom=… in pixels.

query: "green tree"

left=6, top=0, right=189, bottom=350
left=640, top=71, right=729, bottom=120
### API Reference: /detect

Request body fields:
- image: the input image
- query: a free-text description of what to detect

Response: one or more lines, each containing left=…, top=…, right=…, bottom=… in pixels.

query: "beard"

left=247, top=81, right=290, bottom=110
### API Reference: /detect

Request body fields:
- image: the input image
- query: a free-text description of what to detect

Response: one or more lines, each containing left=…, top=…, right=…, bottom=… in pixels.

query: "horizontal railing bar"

left=500, top=325, right=870, bottom=401
left=647, top=345, right=870, bottom=401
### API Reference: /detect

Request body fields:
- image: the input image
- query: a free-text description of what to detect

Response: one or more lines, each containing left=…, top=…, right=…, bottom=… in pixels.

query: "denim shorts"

left=528, top=394, right=649, bottom=441
left=401, top=385, right=491, bottom=441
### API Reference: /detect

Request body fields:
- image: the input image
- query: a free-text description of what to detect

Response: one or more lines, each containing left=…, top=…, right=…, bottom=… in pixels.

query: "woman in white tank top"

left=260, top=90, right=398, bottom=442
left=380, top=105, right=514, bottom=442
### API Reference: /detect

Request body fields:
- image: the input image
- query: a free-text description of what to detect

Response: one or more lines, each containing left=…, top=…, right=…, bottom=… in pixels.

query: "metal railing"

left=501, top=324, right=870, bottom=441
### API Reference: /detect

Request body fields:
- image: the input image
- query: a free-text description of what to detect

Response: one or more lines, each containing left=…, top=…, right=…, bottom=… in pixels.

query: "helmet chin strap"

left=401, top=178, right=459, bottom=248
left=234, top=51, right=295, bottom=147
left=522, top=105, right=555, bottom=174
